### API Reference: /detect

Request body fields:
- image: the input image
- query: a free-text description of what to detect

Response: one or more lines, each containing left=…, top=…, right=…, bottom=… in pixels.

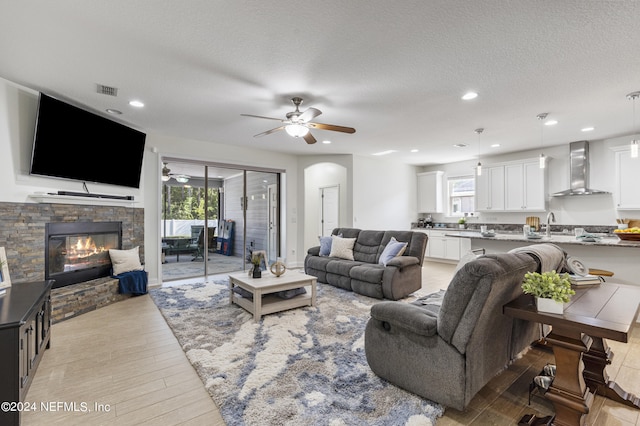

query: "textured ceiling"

left=1, top=1, right=639, bottom=166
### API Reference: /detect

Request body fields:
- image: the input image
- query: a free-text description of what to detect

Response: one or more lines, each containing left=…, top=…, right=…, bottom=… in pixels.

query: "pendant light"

left=627, top=91, right=640, bottom=158
left=475, top=128, right=484, bottom=176
left=537, top=113, right=548, bottom=168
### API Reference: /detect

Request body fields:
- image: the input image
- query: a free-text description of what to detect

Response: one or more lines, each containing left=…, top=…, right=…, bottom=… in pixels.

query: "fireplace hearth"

left=45, top=222, right=122, bottom=288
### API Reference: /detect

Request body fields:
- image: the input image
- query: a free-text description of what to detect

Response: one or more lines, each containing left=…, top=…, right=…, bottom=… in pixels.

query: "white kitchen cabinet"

left=424, top=230, right=471, bottom=261
left=417, top=171, right=444, bottom=213
left=475, top=166, right=505, bottom=211
left=477, top=159, right=545, bottom=212
left=613, top=147, right=640, bottom=209
left=504, top=161, right=546, bottom=211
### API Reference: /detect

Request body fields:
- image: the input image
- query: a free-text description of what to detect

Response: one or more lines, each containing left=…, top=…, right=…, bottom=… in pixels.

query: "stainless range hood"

left=551, top=140, right=609, bottom=197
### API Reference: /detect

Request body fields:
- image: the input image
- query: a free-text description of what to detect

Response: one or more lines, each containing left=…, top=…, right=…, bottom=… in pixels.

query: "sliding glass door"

left=161, top=159, right=281, bottom=282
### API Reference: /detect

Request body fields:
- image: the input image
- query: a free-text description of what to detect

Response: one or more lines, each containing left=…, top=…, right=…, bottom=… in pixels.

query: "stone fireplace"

left=0, top=201, right=144, bottom=285
left=45, top=221, right=122, bottom=288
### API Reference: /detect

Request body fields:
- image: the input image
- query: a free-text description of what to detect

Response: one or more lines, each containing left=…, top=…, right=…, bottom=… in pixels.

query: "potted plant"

left=457, top=218, right=466, bottom=229
left=251, top=254, right=262, bottom=278
left=521, top=270, right=574, bottom=314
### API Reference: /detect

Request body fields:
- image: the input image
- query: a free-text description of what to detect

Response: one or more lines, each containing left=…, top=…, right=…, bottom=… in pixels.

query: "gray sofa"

left=304, top=228, right=428, bottom=300
left=364, top=252, right=542, bottom=411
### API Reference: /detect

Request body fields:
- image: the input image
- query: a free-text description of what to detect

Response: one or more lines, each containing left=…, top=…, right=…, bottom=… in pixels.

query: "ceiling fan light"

left=175, top=175, right=190, bottom=183
left=285, top=124, right=309, bottom=138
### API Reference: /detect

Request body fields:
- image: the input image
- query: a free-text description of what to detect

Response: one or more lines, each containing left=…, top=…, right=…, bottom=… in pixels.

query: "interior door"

left=268, top=183, right=279, bottom=264
left=320, top=185, right=339, bottom=236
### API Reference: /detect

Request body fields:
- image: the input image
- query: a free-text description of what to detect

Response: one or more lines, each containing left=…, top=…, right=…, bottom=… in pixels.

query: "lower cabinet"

left=0, top=281, right=53, bottom=426
left=424, top=230, right=471, bottom=261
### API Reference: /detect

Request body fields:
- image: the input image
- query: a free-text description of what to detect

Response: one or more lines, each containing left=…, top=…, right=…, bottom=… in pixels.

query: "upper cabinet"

left=613, top=147, right=640, bottom=209
left=476, top=165, right=505, bottom=211
left=417, top=171, right=443, bottom=213
left=476, top=158, right=546, bottom=212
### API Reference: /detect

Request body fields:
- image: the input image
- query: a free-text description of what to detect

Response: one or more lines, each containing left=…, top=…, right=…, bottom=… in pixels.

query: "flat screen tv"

left=30, top=93, right=147, bottom=189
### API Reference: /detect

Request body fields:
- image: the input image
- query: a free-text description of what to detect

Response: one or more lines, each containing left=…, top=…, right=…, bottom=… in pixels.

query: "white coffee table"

left=228, top=271, right=317, bottom=322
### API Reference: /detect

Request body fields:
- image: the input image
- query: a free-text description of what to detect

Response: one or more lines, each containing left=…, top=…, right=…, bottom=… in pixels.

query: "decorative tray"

left=615, top=233, right=640, bottom=241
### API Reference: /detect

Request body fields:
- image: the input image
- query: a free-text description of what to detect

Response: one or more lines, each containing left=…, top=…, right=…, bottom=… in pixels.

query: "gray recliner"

left=364, top=252, right=540, bottom=411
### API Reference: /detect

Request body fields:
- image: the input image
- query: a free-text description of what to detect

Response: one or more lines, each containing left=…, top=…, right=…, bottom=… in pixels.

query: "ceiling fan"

left=241, top=97, right=356, bottom=144
left=161, top=163, right=190, bottom=183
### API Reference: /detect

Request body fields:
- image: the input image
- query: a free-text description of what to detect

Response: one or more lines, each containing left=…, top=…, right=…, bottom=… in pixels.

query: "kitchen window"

left=448, top=175, right=475, bottom=217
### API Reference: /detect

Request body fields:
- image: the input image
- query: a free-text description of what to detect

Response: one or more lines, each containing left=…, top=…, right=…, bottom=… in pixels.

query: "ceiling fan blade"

left=254, top=126, right=285, bottom=137
left=241, top=113, right=284, bottom=122
left=298, top=107, right=322, bottom=123
left=307, top=122, right=356, bottom=134
left=303, top=132, right=317, bottom=144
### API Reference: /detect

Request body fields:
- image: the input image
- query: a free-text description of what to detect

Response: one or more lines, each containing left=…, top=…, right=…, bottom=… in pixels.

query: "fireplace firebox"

left=45, top=222, right=122, bottom=288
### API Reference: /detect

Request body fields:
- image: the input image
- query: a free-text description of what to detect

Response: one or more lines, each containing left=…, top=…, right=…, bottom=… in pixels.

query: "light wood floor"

left=24, top=262, right=640, bottom=425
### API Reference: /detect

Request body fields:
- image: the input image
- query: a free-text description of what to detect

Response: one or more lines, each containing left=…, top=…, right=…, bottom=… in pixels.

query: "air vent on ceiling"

left=96, top=84, right=118, bottom=97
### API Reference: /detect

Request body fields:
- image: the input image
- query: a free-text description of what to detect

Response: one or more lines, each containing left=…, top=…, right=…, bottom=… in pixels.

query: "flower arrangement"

left=521, top=270, right=575, bottom=303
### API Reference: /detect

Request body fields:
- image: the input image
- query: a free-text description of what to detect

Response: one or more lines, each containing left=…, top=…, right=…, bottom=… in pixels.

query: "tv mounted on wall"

left=30, top=93, right=147, bottom=189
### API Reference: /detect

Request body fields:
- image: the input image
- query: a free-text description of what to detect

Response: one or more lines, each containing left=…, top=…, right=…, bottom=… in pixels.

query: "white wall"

left=352, top=155, right=418, bottom=230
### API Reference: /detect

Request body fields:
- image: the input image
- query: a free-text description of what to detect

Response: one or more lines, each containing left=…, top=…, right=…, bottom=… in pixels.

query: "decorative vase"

left=270, top=259, right=286, bottom=277
left=458, top=224, right=466, bottom=229
left=536, top=297, right=564, bottom=314
left=252, top=265, right=262, bottom=278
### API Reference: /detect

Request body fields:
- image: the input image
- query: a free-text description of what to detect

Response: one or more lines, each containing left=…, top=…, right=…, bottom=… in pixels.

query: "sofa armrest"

left=385, top=256, right=419, bottom=268
left=370, top=302, right=437, bottom=337
left=307, top=246, right=321, bottom=256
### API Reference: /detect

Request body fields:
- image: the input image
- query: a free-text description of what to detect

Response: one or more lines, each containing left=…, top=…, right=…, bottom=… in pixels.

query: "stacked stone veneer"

left=51, top=276, right=134, bottom=323
left=0, top=201, right=144, bottom=320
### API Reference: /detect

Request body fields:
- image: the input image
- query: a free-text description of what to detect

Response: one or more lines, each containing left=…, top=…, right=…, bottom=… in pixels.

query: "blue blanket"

left=114, top=270, right=148, bottom=295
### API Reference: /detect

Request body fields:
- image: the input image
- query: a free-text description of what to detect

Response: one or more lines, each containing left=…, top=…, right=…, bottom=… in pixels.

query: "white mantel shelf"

left=28, top=193, right=137, bottom=207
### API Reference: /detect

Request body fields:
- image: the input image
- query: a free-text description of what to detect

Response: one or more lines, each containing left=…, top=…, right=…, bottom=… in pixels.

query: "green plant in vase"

left=521, top=270, right=574, bottom=313
left=251, top=254, right=262, bottom=278
left=457, top=217, right=466, bottom=229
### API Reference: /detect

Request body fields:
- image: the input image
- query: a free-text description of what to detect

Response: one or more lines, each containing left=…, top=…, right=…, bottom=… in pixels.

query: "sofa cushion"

left=305, top=255, right=334, bottom=272
left=329, top=236, right=357, bottom=260
left=350, top=264, right=385, bottom=283
left=326, top=258, right=363, bottom=276
left=353, top=230, right=385, bottom=263
left=379, top=237, right=408, bottom=266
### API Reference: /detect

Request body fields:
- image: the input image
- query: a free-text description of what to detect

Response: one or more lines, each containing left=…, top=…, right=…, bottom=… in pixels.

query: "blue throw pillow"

left=319, top=233, right=342, bottom=256
left=378, top=237, right=408, bottom=266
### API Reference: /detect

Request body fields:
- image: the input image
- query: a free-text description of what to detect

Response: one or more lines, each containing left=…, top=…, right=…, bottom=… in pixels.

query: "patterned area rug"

left=150, top=279, right=444, bottom=425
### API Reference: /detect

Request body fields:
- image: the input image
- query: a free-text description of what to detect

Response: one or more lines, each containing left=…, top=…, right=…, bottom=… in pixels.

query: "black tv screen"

left=30, top=93, right=146, bottom=188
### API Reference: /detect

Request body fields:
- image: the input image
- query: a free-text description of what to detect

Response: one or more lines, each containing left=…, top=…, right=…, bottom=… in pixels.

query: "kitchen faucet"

left=545, top=211, right=555, bottom=237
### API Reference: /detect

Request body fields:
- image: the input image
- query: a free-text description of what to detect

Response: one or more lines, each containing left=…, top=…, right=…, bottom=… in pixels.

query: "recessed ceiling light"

left=129, top=100, right=144, bottom=108
left=372, top=150, right=396, bottom=156
left=322, top=140, right=331, bottom=144
left=581, top=127, right=595, bottom=132
left=105, top=108, right=122, bottom=115
left=491, top=143, right=501, bottom=148
left=453, top=143, right=468, bottom=148
left=544, top=120, right=558, bottom=126
left=410, top=149, right=419, bottom=153
left=462, top=91, right=478, bottom=100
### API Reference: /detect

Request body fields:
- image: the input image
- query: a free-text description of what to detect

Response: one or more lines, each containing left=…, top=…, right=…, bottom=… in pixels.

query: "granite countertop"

left=444, top=230, right=640, bottom=248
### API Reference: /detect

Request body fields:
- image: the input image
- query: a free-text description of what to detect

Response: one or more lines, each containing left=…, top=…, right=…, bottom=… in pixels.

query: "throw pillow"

left=319, top=233, right=342, bottom=256
left=329, top=236, right=356, bottom=260
left=319, top=236, right=333, bottom=256
left=109, top=246, right=143, bottom=275
left=378, top=237, right=408, bottom=266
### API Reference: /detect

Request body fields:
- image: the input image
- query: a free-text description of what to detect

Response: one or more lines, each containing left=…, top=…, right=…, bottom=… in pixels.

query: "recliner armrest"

left=385, top=256, right=419, bottom=268
left=370, top=302, right=437, bottom=336
left=307, top=246, right=321, bottom=256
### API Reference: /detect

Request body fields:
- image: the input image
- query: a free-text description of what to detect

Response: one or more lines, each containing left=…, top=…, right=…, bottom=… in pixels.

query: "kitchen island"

left=446, top=230, right=640, bottom=286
